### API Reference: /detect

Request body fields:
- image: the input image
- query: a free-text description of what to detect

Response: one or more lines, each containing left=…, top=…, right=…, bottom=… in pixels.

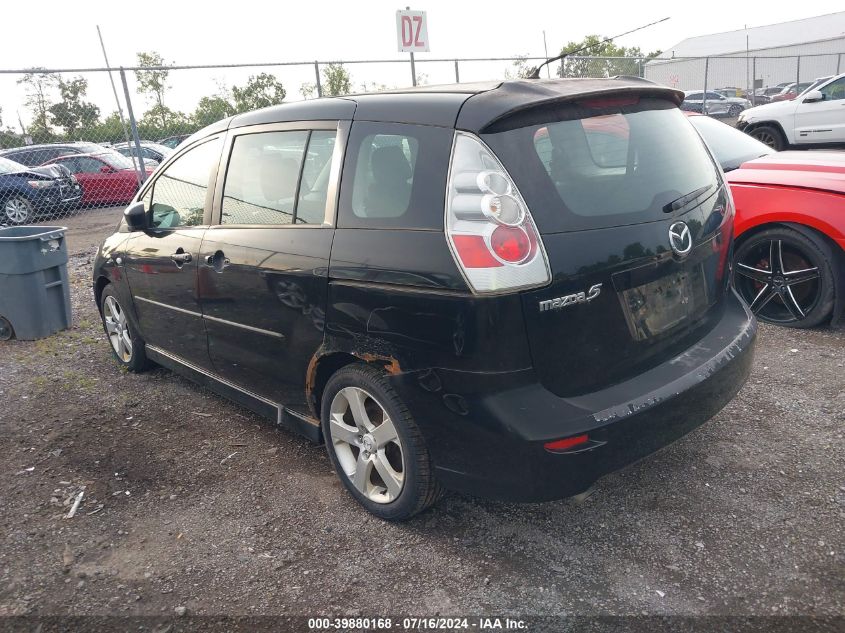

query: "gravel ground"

left=0, top=209, right=843, bottom=622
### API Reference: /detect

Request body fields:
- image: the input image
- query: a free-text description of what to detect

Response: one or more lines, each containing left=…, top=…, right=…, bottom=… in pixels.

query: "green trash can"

left=0, top=226, right=71, bottom=341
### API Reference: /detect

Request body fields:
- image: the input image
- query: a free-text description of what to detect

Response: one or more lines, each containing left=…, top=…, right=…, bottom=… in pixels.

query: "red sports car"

left=688, top=114, right=845, bottom=328
left=42, top=151, right=153, bottom=207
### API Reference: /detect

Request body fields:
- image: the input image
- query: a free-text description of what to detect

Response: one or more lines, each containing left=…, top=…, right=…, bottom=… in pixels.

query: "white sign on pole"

left=396, top=10, right=429, bottom=53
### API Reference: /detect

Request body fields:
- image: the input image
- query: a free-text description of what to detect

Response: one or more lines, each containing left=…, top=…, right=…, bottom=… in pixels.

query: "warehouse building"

left=645, top=12, right=845, bottom=94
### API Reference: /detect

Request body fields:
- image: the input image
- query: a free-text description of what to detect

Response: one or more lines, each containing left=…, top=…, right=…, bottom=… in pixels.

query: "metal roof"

left=659, top=11, right=845, bottom=58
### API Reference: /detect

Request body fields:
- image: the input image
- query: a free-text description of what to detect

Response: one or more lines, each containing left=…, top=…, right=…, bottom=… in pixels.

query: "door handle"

left=204, top=250, right=230, bottom=272
left=170, top=251, right=192, bottom=265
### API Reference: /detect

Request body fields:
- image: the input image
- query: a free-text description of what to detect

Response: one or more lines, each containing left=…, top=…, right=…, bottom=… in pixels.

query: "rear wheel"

left=0, top=316, right=13, bottom=341
left=748, top=125, right=786, bottom=151
left=733, top=226, right=837, bottom=328
left=99, top=285, right=150, bottom=371
left=728, top=104, right=742, bottom=117
left=321, top=364, right=441, bottom=521
left=3, top=196, right=34, bottom=225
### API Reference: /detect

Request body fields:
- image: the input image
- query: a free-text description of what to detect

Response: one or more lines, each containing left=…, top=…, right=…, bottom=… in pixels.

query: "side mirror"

left=803, top=90, right=824, bottom=103
left=100, top=165, right=113, bottom=174
left=124, top=201, right=148, bottom=232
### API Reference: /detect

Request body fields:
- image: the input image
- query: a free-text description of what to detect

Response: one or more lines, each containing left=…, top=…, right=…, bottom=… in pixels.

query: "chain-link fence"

left=0, top=52, right=841, bottom=225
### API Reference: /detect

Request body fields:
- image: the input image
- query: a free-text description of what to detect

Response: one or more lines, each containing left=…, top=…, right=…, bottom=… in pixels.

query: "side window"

left=222, top=131, right=308, bottom=226
left=76, top=157, right=104, bottom=173
left=296, top=130, right=336, bottom=224
left=54, top=157, right=79, bottom=173
left=149, top=137, right=222, bottom=229
left=686, top=93, right=702, bottom=100
left=820, top=78, right=845, bottom=101
left=339, top=121, right=452, bottom=230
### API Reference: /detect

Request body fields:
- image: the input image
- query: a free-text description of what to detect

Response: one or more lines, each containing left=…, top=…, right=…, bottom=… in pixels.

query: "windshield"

left=96, top=151, right=135, bottom=170
left=689, top=116, right=773, bottom=171
left=482, top=98, right=721, bottom=233
left=0, top=156, right=26, bottom=174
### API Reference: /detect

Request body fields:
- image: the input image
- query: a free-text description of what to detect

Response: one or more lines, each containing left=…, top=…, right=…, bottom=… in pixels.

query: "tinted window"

left=483, top=99, right=721, bottom=233
left=222, top=131, right=308, bottom=226
left=686, top=93, right=703, bottom=101
left=689, top=116, right=773, bottom=171
left=706, top=92, right=724, bottom=100
left=339, top=122, right=452, bottom=230
left=148, top=137, right=222, bottom=229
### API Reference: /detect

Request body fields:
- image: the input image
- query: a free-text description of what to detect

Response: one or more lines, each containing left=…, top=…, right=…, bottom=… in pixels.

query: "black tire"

left=728, top=104, right=742, bottom=117
left=3, top=196, right=34, bottom=225
left=733, top=226, right=838, bottom=328
left=99, top=285, right=151, bottom=371
left=748, top=124, right=786, bottom=151
left=321, top=363, right=442, bottom=521
left=0, top=316, right=13, bottom=341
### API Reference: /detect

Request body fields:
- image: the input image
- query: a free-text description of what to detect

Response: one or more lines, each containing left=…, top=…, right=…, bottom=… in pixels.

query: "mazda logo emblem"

left=669, top=221, right=693, bottom=256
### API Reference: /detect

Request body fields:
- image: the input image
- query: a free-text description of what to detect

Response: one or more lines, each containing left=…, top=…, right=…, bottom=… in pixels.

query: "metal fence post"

left=119, top=68, right=147, bottom=185
left=796, top=55, right=801, bottom=87
left=837, top=53, right=842, bottom=75
left=702, top=57, right=709, bottom=115
left=454, top=60, right=460, bottom=83
left=314, top=61, right=322, bottom=97
left=752, top=57, right=756, bottom=103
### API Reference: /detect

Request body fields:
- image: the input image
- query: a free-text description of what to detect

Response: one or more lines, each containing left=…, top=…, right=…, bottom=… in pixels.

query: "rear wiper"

left=663, top=184, right=713, bottom=213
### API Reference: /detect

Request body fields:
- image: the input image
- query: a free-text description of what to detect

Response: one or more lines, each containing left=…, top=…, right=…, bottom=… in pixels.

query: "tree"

left=17, top=69, right=59, bottom=141
left=192, top=95, right=236, bottom=127
left=135, top=51, right=171, bottom=124
left=505, top=55, right=534, bottom=79
left=556, top=35, right=661, bottom=78
left=300, top=82, right=317, bottom=100
left=139, top=105, right=187, bottom=139
left=87, top=111, right=128, bottom=145
left=48, top=77, right=100, bottom=138
left=322, top=63, right=352, bottom=96
left=232, top=73, right=286, bottom=113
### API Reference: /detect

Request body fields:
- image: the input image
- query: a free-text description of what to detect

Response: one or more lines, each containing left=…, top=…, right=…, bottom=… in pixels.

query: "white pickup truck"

left=736, top=73, right=845, bottom=150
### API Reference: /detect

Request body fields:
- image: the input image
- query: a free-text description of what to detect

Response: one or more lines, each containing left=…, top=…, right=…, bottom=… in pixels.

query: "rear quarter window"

left=338, top=121, right=452, bottom=230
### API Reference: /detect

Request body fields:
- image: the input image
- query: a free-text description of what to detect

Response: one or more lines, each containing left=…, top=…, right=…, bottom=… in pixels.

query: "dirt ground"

left=0, top=208, right=843, bottom=623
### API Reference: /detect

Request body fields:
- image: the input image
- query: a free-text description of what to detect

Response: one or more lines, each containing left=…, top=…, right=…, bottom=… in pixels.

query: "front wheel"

left=99, top=285, right=151, bottom=371
left=748, top=125, right=786, bottom=151
left=733, top=226, right=838, bottom=328
left=321, top=364, right=441, bottom=521
left=3, top=196, right=34, bottom=225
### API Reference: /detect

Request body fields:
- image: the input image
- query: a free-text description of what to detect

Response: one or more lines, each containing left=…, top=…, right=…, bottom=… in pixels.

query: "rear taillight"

left=445, top=132, right=550, bottom=294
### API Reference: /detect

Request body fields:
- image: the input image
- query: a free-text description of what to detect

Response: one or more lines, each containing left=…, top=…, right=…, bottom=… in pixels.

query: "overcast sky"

left=1, top=0, right=843, bottom=126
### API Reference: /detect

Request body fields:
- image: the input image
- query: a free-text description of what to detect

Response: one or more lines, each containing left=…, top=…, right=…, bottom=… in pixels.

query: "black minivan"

left=93, top=77, right=757, bottom=520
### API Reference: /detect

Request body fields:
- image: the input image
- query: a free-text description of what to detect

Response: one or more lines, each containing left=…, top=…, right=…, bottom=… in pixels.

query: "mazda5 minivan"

left=93, top=78, right=757, bottom=520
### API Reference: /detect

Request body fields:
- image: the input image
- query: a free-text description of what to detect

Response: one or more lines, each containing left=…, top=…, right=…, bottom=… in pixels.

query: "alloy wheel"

left=752, top=130, right=777, bottom=149
left=328, top=386, right=405, bottom=504
left=4, top=198, right=31, bottom=224
left=103, top=295, right=133, bottom=361
left=734, top=239, right=821, bottom=324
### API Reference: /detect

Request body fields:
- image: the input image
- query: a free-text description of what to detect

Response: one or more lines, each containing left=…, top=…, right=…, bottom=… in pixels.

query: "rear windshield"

left=482, top=97, right=721, bottom=233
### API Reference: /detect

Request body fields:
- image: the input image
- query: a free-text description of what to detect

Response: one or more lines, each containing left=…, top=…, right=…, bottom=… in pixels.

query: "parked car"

left=42, top=152, right=151, bottom=206
left=688, top=114, right=844, bottom=327
left=0, top=156, right=82, bottom=224
left=716, top=87, right=745, bottom=99
left=0, top=142, right=110, bottom=167
left=683, top=90, right=751, bottom=117
left=770, top=81, right=816, bottom=102
left=113, top=141, right=173, bottom=165
left=736, top=72, right=845, bottom=150
left=93, top=77, right=756, bottom=520
left=157, top=134, right=191, bottom=149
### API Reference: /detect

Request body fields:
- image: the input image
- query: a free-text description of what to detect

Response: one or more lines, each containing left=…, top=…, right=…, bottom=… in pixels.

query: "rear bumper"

left=393, top=289, right=757, bottom=502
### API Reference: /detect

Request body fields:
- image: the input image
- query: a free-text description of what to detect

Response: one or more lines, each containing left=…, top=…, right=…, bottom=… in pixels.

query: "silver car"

left=683, top=90, right=751, bottom=117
